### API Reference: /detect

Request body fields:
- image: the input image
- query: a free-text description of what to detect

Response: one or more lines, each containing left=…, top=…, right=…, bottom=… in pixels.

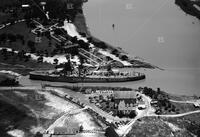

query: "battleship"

left=29, top=69, right=145, bottom=83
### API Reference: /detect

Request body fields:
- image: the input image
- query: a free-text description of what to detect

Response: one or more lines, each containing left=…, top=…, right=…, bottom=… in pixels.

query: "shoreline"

left=76, top=2, right=161, bottom=70
left=175, top=0, right=200, bottom=20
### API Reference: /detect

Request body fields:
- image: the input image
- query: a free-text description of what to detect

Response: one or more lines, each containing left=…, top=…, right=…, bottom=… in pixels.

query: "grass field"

left=0, top=22, right=58, bottom=54
left=0, top=0, right=18, bottom=8
left=171, top=102, right=199, bottom=113
left=0, top=12, right=11, bottom=24
left=0, top=21, right=56, bottom=75
left=0, top=51, right=54, bottom=75
left=0, top=92, right=38, bottom=137
left=0, top=89, right=66, bottom=137
left=127, top=117, right=195, bottom=137
left=0, top=72, right=19, bottom=86
left=163, top=114, right=200, bottom=136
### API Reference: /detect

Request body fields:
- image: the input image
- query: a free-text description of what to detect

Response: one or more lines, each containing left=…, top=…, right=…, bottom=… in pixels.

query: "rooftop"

left=114, top=91, right=138, bottom=99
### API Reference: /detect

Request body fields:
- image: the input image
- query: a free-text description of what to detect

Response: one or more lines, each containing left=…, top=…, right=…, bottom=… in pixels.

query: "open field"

left=0, top=12, right=11, bottom=24
left=0, top=21, right=57, bottom=75
left=170, top=102, right=199, bottom=114
left=0, top=22, right=58, bottom=54
left=0, top=51, right=54, bottom=75
left=0, top=72, right=19, bottom=86
left=127, top=117, right=195, bottom=137
left=0, top=89, right=64, bottom=137
left=0, top=88, right=105, bottom=137
left=0, top=90, right=39, bottom=137
left=163, top=113, right=200, bottom=136
left=168, top=93, right=199, bottom=101
left=0, top=0, right=18, bottom=8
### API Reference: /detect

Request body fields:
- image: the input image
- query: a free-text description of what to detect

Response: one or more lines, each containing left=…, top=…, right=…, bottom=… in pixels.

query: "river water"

left=81, top=0, right=200, bottom=96
left=19, top=0, right=200, bottom=96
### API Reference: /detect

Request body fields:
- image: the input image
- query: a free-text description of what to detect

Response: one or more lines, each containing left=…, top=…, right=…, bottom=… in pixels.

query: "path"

left=50, top=87, right=127, bottom=122
left=170, top=99, right=200, bottom=107
left=24, top=104, right=40, bottom=127
left=0, top=91, right=40, bottom=127
left=150, top=110, right=200, bottom=118
left=118, top=92, right=154, bottom=137
left=0, top=86, right=40, bottom=91
left=45, top=107, right=87, bottom=134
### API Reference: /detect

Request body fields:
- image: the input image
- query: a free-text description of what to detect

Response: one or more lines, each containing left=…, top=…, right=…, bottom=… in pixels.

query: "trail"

left=117, top=92, right=154, bottom=137
left=150, top=110, right=200, bottom=118
left=170, top=99, right=200, bottom=104
left=24, top=104, right=40, bottom=127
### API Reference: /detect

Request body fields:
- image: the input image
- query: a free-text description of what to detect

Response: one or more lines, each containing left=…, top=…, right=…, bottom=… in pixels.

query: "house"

left=88, top=89, right=114, bottom=99
left=193, top=100, right=200, bottom=108
left=114, top=91, right=138, bottom=114
left=96, top=90, right=114, bottom=97
left=21, top=4, right=30, bottom=8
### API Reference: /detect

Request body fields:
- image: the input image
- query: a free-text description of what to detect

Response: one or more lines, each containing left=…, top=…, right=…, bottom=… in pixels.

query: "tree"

left=79, top=125, right=83, bottom=132
left=82, top=42, right=90, bottom=51
left=62, top=61, right=73, bottom=75
left=48, top=40, right=52, bottom=47
left=118, top=111, right=124, bottom=118
left=95, top=41, right=107, bottom=49
left=71, top=36, right=78, bottom=43
left=37, top=56, right=43, bottom=63
left=120, top=55, right=128, bottom=61
left=0, top=33, right=7, bottom=44
left=11, top=49, right=15, bottom=56
left=29, top=22, right=37, bottom=28
left=24, top=55, right=31, bottom=62
left=27, top=40, right=35, bottom=48
left=16, top=34, right=24, bottom=41
left=34, top=132, right=43, bottom=137
left=27, top=40, right=36, bottom=53
left=1, top=48, right=8, bottom=56
left=111, top=49, right=118, bottom=55
left=7, top=33, right=16, bottom=43
left=45, top=31, right=51, bottom=39
left=53, top=58, right=59, bottom=65
left=87, top=37, right=93, bottom=43
left=129, top=110, right=137, bottom=118
left=54, top=28, right=63, bottom=35
left=80, top=32, right=86, bottom=37
left=105, top=126, right=119, bottom=137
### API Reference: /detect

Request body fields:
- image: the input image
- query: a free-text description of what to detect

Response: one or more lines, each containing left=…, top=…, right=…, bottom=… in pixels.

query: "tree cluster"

left=0, top=33, right=25, bottom=45
left=0, top=48, right=31, bottom=62
left=117, top=110, right=137, bottom=118
left=0, top=76, right=19, bottom=86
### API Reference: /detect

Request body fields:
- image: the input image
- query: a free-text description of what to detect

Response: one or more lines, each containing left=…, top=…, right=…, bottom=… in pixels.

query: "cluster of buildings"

left=114, top=91, right=139, bottom=114
left=86, top=89, right=145, bottom=115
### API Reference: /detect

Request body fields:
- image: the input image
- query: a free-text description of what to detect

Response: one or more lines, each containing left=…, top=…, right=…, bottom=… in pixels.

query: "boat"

left=29, top=70, right=145, bottom=83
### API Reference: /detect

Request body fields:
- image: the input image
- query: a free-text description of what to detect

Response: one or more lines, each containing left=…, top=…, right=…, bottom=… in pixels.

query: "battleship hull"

left=29, top=71, right=145, bottom=83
